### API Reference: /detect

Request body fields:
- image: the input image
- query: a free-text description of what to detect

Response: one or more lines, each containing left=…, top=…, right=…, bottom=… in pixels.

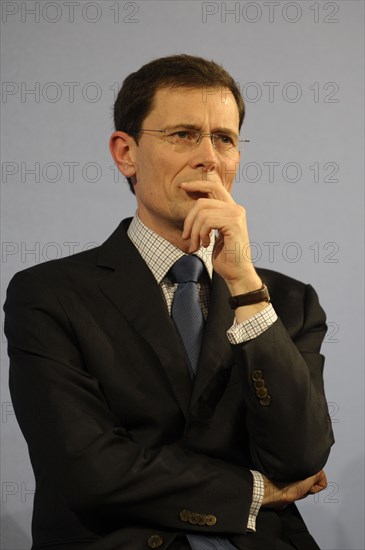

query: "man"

left=4, top=55, right=334, bottom=550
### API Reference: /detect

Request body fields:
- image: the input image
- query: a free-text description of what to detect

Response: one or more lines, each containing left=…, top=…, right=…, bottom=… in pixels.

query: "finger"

left=188, top=211, right=219, bottom=253
left=182, top=198, right=222, bottom=240
left=188, top=212, right=234, bottom=253
left=308, top=483, right=325, bottom=494
left=213, top=232, right=224, bottom=260
left=308, top=472, right=328, bottom=494
left=191, top=217, right=240, bottom=254
left=183, top=200, right=243, bottom=242
left=180, top=180, right=235, bottom=203
left=316, top=470, right=328, bottom=489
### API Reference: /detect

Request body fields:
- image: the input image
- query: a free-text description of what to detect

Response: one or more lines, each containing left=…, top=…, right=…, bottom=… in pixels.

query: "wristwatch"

left=229, top=284, right=270, bottom=309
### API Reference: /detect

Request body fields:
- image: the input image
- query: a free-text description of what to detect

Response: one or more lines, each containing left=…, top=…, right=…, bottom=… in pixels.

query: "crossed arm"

left=4, top=264, right=333, bottom=538
left=3, top=175, right=334, bottom=539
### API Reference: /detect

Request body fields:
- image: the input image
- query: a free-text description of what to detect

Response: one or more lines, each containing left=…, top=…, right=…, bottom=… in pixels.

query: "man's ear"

left=109, top=131, right=137, bottom=179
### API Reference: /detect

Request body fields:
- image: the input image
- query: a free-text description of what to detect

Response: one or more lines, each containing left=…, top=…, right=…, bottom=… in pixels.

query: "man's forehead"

left=148, top=85, right=239, bottom=124
left=153, top=85, right=236, bottom=104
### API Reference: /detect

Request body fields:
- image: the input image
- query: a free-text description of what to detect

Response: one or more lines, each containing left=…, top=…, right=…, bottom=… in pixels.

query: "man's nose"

left=190, top=134, right=218, bottom=170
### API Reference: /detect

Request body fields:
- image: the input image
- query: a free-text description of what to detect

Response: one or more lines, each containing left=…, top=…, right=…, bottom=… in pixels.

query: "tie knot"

left=169, top=255, right=204, bottom=284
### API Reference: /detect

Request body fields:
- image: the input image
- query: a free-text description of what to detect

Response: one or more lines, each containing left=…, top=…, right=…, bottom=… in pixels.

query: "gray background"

left=1, top=1, right=364, bottom=548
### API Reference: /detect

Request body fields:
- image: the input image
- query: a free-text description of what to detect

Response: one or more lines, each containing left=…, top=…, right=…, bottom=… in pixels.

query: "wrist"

left=229, top=285, right=270, bottom=310
left=226, top=274, right=263, bottom=296
left=234, top=301, right=269, bottom=324
left=262, top=476, right=287, bottom=508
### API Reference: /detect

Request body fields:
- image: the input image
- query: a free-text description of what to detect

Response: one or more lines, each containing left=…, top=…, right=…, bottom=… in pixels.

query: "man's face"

left=130, top=86, right=241, bottom=238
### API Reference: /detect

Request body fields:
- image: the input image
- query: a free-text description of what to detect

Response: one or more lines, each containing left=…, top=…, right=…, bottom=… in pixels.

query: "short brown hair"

left=113, top=54, right=245, bottom=193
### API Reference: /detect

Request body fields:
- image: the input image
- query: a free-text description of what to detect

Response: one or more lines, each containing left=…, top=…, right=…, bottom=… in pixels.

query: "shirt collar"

left=127, top=212, right=213, bottom=284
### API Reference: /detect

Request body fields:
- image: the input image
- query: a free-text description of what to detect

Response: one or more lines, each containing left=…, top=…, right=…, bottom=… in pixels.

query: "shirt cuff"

left=247, top=470, right=264, bottom=532
left=226, top=304, right=277, bottom=344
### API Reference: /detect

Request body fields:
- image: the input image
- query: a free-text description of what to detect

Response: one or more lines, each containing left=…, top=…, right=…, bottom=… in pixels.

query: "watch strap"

left=229, top=284, right=270, bottom=309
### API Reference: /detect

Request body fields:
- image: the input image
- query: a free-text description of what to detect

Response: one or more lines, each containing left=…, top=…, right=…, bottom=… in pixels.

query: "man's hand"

left=181, top=179, right=261, bottom=291
left=262, top=470, right=328, bottom=509
left=180, top=179, right=268, bottom=321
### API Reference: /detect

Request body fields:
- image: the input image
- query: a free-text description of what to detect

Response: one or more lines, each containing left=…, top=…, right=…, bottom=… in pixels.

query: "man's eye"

left=169, top=131, right=194, bottom=140
left=216, top=134, right=234, bottom=145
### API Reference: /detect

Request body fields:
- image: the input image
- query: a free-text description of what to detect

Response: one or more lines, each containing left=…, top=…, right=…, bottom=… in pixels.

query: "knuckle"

left=236, top=204, right=246, bottom=217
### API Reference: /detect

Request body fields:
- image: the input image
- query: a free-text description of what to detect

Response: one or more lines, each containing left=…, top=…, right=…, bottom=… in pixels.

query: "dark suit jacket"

left=4, top=218, right=334, bottom=550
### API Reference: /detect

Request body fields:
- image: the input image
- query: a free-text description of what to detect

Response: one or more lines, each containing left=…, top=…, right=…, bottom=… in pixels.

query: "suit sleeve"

left=232, top=283, right=334, bottom=482
left=4, top=269, right=253, bottom=536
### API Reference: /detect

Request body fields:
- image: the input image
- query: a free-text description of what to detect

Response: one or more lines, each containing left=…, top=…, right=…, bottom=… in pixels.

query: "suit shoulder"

left=256, top=267, right=325, bottom=330
left=8, top=245, right=100, bottom=281
left=7, top=218, right=131, bottom=286
left=5, top=219, right=131, bottom=299
left=256, top=267, right=307, bottom=295
left=4, top=245, right=106, bottom=306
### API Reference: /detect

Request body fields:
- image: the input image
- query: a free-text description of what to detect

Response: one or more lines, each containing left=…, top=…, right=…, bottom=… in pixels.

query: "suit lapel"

left=96, top=220, right=192, bottom=418
left=96, top=220, right=236, bottom=419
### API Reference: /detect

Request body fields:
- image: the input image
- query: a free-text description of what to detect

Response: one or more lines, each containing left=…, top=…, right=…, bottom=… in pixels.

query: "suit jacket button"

left=147, top=534, right=164, bottom=548
left=180, top=510, right=189, bottom=522
left=254, top=379, right=265, bottom=389
left=251, top=369, right=263, bottom=381
left=205, top=514, right=217, bottom=526
left=198, top=514, right=207, bottom=525
left=260, top=395, right=271, bottom=406
left=190, top=512, right=199, bottom=524
left=256, top=387, right=268, bottom=398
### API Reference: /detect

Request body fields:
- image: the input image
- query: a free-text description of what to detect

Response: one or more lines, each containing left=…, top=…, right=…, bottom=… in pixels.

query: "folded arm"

left=231, top=282, right=334, bottom=481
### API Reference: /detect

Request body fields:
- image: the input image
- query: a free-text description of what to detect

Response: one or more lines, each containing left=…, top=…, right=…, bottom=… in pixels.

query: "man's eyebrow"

left=212, top=126, right=239, bottom=138
left=166, top=123, right=238, bottom=138
left=166, top=123, right=201, bottom=131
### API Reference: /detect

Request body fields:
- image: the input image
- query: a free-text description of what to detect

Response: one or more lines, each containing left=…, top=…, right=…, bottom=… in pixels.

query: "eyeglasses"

left=135, top=128, right=249, bottom=154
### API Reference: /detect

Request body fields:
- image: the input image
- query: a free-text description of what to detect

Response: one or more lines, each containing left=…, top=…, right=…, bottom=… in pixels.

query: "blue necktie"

left=170, top=255, right=205, bottom=378
left=170, top=256, right=238, bottom=550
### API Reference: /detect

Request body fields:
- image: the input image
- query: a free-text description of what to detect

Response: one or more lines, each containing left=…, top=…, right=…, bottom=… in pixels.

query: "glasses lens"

left=212, top=134, right=236, bottom=151
left=165, top=130, right=196, bottom=152
left=164, top=129, right=241, bottom=154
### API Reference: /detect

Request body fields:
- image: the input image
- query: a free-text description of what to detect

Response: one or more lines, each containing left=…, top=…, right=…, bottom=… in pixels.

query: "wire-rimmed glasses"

left=134, top=128, right=249, bottom=154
